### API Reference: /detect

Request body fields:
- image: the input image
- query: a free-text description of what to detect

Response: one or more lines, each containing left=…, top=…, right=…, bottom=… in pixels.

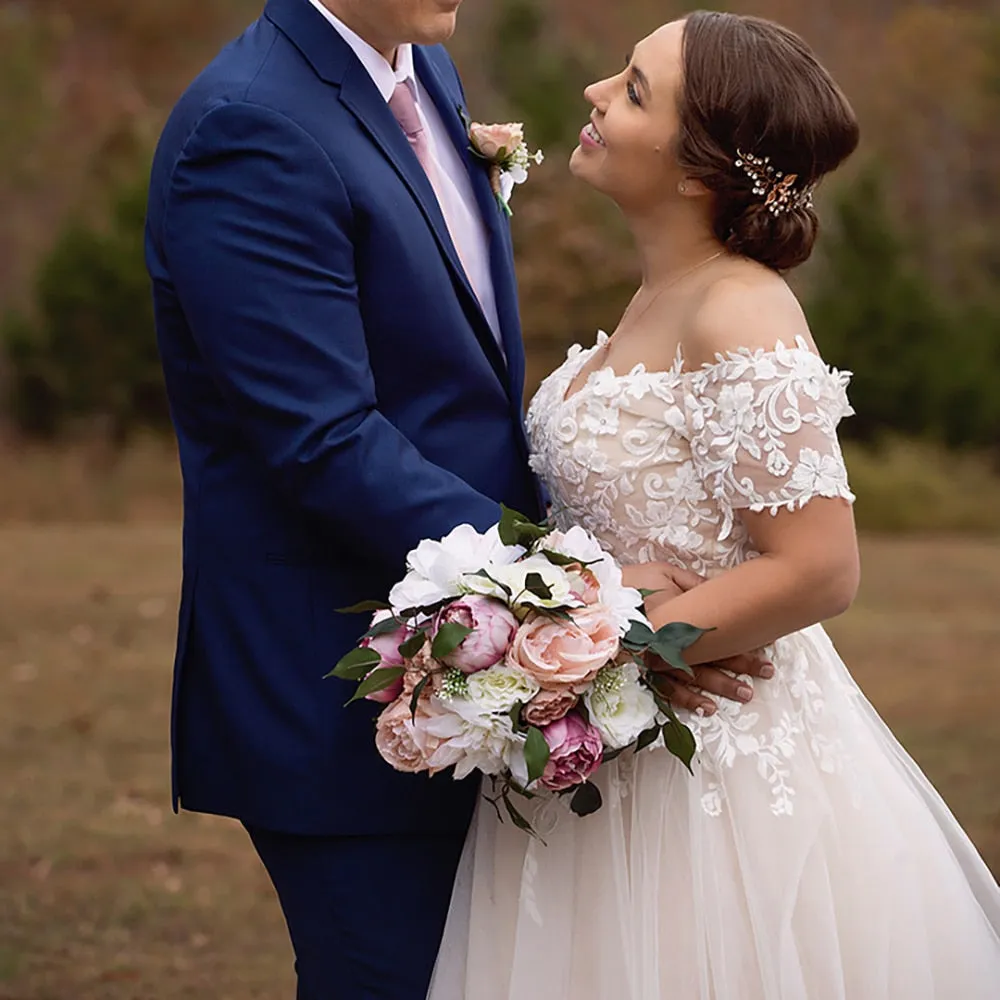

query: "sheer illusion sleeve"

left=684, top=337, right=855, bottom=539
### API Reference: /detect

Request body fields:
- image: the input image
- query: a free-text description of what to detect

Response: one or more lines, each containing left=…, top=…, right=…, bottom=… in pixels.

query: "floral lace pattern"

left=525, top=333, right=857, bottom=816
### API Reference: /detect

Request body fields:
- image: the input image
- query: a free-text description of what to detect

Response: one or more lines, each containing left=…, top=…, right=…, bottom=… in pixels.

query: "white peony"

left=466, top=665, right=540, bottom=715
left=421, top=697, right=520, bottom=780
left=584, top=665, right=659, bottom=750
left=389, top=524, right=524, bottom=614
left=541, top=527, right=646, bottom=633
left=463, top=553, right=581, bottom=611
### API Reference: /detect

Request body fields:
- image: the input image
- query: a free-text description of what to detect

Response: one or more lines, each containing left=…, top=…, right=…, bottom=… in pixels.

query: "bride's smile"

left=570, top=23, right=690, bottom=215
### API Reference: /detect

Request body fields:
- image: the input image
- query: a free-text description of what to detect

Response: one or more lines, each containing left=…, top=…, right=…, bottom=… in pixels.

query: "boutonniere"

left=460, top=110, right=544, bottom=217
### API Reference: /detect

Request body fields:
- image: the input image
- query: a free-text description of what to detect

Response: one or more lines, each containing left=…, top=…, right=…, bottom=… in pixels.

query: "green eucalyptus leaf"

left=466, top=569, right=512, bottom=597
left=431, top=622, right=474, bottom=660
left=634, top=724, right=662, bottom=754
left=398, top=631, right=427, bottom=659
left=498, top=504, right=551, bottom=548
left=345, top=667, right=406, bottom=705
left=659, top=699, right=682, bottom=727
left=325, top=647, right=381, bottom=680
left=653, top=621, right=713, bottom=649
left=409, top=675, right=431, bottom=720
left=398, top=599, right=448, bottom=620
left=336, top=600, right=391, bottom=614
left=651, top=643, right=695, bottom=675
left=602, top=745, right=627, bottom=764
left=509, top=701, right=527, bottom=733
left=502, top=792, right=537, bottom=836
left=523, top=572, right=553, bottom=602
left=569, top=781, right=603, bottom=817
left=623, top=621, right=656, bottom=651
left=663, top=720, right=697, bottom=774
left=638, top=588, right=662, bottom=599
left=363, top=616, right=404, bottom=640
left=524, top=726, right=551, bottom=785
left=539, top=550, right=601, bottom=569
left=648, top=622, right=712, bottom=674
left=541, top=607, right=574, bottom=622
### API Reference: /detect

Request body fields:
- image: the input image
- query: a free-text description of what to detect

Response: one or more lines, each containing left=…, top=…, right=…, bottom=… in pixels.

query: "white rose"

left=389, top=524, right=524, bottom=613
left=463, top=554, right=581, bottom=611
left=584, top=665, right=658, bottom=750
left=466, top=665, right=540, bottom=715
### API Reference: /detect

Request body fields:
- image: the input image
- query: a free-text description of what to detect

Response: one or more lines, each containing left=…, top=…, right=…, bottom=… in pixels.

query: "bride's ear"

left=677, top=178, right=710, bottom=197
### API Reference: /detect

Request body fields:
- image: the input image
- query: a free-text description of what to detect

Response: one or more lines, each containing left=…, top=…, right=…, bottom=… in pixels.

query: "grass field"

left=1, top=525, right=999, bottom=999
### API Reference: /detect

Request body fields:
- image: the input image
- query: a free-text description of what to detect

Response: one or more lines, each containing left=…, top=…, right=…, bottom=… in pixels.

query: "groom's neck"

left=320, top=0, right=401, bottom=65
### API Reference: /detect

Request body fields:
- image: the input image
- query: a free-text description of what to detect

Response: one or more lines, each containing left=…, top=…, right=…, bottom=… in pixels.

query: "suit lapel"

left=337, top=61, right=508, bottom=389
left=263, top=0, right=508, bottom=391
left=413, top=48, right=526, bottom=404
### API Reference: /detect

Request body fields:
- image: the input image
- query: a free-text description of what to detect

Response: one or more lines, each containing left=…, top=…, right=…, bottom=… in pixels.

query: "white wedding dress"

left=428, top=333, right=1000, bottom=1000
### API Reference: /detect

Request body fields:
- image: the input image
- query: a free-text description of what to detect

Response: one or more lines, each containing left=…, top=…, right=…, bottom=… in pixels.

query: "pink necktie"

left=388, top=80, right=480, bottom=308
left=388, top=81, right=433, bottom=176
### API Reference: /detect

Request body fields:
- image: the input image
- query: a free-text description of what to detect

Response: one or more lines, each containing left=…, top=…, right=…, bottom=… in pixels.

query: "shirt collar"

left=304, top=0, right=416, bottom=103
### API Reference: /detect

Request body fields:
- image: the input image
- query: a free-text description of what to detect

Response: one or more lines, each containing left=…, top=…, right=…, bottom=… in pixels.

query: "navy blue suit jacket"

left=145, top=0, right=543, bottom=836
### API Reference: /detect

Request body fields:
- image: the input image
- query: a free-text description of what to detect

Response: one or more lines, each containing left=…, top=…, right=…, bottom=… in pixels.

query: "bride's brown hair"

left=677, top=11, right=860, bottom=271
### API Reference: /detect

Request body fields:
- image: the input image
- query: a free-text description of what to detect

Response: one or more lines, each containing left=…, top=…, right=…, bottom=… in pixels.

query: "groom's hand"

left=622, top=562, right=774, bottom=716
left=648, top=649, right=774, bottom=716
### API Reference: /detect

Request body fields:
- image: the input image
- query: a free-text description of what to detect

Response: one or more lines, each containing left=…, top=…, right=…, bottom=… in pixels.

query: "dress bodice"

left=526, top=332, right=855, bottom=575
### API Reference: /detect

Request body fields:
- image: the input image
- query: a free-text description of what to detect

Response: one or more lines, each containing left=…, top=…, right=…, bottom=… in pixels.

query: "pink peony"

left=507, top=605, right=620, bottom=693
left=361, top=612, right=416, bottom=703
left=522, top=689, right=579, bottom=727
left=435, top=596, right=517, bottom=674
left=469, top=121, right=524, bottom=160
left=374, top=692, right=452, bottom=774
left=539, top=713, right=604, bottom=791
left=361, top=612, right=416, bottom=668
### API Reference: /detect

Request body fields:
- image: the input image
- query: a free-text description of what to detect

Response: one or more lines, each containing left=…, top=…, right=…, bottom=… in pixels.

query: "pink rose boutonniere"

left=463, top=115, right=544, bottom=217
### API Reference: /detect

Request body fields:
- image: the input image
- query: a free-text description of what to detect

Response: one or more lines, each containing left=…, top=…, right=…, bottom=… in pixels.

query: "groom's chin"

left=415, top=7, right=460, bottom=44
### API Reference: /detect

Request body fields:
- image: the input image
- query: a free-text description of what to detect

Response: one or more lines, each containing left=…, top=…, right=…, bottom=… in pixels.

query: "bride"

left=429, top=11, right=1000, bottom=999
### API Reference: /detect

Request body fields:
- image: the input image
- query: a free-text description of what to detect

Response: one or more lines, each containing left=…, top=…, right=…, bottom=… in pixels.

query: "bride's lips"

left=579, top=120, right=606, bottom=150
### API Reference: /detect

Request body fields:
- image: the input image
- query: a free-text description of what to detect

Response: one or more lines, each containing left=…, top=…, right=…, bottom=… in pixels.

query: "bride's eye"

left=627, top=80, right=642, bottom=107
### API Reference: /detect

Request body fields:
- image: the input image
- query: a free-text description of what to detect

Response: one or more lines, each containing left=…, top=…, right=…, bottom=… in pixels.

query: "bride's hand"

left=622, top=562, right=775, bottom=715
left=621, top=561, right=703, bottom=614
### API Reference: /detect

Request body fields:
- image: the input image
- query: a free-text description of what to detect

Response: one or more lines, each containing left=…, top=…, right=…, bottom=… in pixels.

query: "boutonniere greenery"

left=460, top=109, right=544, bottom=217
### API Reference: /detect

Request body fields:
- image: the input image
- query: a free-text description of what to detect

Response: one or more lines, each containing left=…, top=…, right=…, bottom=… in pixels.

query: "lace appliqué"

left=526, top=333, right=858, bottom=818
left=686, top=337, right=856, bottom=541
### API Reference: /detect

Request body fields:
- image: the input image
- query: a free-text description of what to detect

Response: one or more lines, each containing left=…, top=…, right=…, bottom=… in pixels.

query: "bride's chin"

left=568, top=147, right=598, bottom=187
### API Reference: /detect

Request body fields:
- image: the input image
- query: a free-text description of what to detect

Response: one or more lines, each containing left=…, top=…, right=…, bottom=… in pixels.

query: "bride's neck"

left=625, top=200, right=722, bottom=288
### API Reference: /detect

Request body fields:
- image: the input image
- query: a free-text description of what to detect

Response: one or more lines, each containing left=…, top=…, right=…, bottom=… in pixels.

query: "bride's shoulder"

left=681, top=267, right=818, bottom=370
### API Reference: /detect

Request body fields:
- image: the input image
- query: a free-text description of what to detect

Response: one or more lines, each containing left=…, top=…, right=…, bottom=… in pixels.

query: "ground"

left=1, top=526, right=998, bottom=999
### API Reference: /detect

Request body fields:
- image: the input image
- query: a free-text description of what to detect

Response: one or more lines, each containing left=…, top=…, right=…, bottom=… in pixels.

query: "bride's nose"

left=583, top=78, right=610, bottom=112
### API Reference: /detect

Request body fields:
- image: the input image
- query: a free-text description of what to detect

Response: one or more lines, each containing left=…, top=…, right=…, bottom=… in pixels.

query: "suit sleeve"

left=160, top=100, right=500, bottom=569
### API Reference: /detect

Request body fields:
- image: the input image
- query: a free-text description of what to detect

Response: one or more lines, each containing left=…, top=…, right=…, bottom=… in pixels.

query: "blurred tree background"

left=2, top=8, right=1000, bottom=994
left=1, top=0, right=999, bottom=470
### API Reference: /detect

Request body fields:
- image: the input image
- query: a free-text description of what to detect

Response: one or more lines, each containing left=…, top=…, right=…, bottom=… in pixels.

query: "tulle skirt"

left=428, top=624, right=1000, bottom=999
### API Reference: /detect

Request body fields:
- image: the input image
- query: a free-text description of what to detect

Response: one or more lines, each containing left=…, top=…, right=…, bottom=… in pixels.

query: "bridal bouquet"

left=330, top=507, right=703, bottom=830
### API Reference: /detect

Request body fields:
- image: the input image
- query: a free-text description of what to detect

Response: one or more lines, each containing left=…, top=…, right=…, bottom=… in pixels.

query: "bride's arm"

left=647, top=497, right=860, bottom=665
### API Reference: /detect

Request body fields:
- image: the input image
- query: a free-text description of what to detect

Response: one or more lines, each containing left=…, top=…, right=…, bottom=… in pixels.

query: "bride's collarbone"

left=600, top=326, right=686, bottom=379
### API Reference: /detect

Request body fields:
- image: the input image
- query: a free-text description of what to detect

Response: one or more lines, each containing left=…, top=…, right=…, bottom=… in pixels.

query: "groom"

left=146, top=0, right=771, bottom=995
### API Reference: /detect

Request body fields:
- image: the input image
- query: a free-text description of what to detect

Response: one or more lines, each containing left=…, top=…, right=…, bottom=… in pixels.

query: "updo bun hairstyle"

left=677, top=11, right=860, bottom=271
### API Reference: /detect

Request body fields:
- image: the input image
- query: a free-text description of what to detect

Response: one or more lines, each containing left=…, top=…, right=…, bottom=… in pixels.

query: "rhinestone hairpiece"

left=735, top=150, right=815, bottom=216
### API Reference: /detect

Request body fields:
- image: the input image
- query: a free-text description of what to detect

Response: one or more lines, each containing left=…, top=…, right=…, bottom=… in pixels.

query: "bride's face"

left=570, top=21, right=688, bottom=212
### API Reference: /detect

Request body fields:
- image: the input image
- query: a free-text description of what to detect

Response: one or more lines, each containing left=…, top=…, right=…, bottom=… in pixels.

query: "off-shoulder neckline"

left=559, top=332, right=830, bottom=406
